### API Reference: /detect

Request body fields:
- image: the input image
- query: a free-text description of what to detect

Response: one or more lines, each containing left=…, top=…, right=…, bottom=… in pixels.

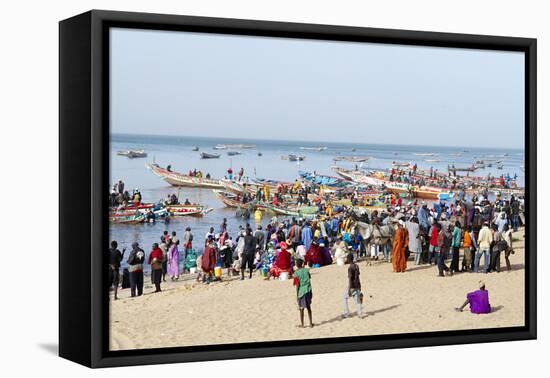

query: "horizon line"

left=111, top=131, right=525, bottom=151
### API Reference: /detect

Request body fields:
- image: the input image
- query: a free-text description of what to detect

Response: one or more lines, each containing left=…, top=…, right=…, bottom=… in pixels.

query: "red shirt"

left=430, top=227, right=439, bottom=247
left=148, top=247, right=163, bottom=264
left=274, top=249, right=291, bottom=270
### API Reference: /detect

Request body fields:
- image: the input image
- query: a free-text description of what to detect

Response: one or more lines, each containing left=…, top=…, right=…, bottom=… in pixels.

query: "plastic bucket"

left=279, top=272, right=289, bottom=281
left=189, top=267, right=197, bottom=274
left=214, top=266, right=222, bottom=278
left=312, top=263, right=321, bottom=268
left=259, top=267, right=269, bottom=277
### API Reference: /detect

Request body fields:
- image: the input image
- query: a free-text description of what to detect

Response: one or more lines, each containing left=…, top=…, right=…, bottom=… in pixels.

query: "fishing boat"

left=263, top=203, right=318, bottom=217
left=425, top=159, right=439, bottom=163
left=299, top=146, right=327, bottom=151
left=333, top=156, right=370, bottom=162
left=111, top=207, right=168, bottom=218
left=258, top=152, right=263, bottom=156
left=200, top=152, right=221, bottom=159
left=191, top=146, right=199, bottom=151
left=117, top=149, right=147, bottom=158
left=109, top=212, right=146, bottom=224
left=414, top=152, right=438, bottom=156
left=281, top=154, right=305, bottom=162
left=214, top=144, right=256, bottom=150
left=392, top=161, right=412, bottom=167
left=220, top=179, right=257, bottom=195
left=227, top=151, right=241, bottom=156
left=166, top=204, right=209, bottom=217
left=447, top=164, right=476, bottom=172
left=299, top=171, right=349, bottom=187
left=332, top=166, right=361, bottom=181
left=146, top=163, right=224, bottom=189
left=213, top=190, right=253, bottom=208
left=349, top=171, right=450, bottom=200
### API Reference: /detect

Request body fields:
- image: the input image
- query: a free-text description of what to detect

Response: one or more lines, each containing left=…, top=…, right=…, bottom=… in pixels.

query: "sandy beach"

left=109, top=228, right=525, bottom=351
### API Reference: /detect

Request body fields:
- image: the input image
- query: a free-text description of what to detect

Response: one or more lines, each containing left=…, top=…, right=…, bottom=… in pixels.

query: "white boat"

left=146, top=163, right=224, bottom=189
left=281, top=154, right=305, bottom=162
left=200, top=152, right=221, bottom=159
left=333, top=156, right=370, bottom=162
left=214, top=144, right=255, bottom=150
left=300, top=146, right=327, bottom=151
left=117, top=149, right=147, bottom=158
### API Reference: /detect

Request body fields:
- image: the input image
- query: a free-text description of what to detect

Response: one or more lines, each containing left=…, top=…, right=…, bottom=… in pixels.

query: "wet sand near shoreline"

left=109, top=229, right=525, bottom=351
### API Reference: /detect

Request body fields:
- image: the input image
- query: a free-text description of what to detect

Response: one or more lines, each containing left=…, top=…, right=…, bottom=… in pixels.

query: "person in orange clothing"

left=392, top=220, right=409, bottom=273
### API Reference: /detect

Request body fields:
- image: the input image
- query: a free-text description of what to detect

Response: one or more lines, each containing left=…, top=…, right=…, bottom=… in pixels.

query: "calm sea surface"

left=110, top=133, right=524, bottom=272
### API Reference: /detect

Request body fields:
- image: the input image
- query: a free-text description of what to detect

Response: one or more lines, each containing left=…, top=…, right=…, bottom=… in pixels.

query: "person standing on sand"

left=428, top=222, right=439, bottom=265
left=183, top=227, right=193, bottom=250
left=201, top=235, right=217, bottom=284
left=301, top=222, right=313, bottom=251
left=108, top=241, right=124, bottom=300
left=342, top=253, right=365, bottom=319
left=437, top=223, right=452, bottom=277
left=392, top=220, right=409, bottom=273
left=241, top=228, right=256, bottom=280
left=405, top=217, right=422, bottom=265
left=502, top=224, right=515, bottom=271
left=148, top=243, right=164, bottom=293
left=293, top=259, right=313, bottom=328
left=167, top=239, right=180, bottom=280
left=475, top=222, right=493, bottom=273
left=461, top=226, right=474, bottom=272
left=450, top=221, right=462, bottom=274
left=159, top=236, right=169, bottom=282
left=127, top=242, right=145, bottom=297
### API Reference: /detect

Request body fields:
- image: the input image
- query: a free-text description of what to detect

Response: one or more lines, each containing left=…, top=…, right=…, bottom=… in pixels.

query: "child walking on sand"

left=293, top=259, right=313, bottom=328
left=342, top=253, right=366, bottom=319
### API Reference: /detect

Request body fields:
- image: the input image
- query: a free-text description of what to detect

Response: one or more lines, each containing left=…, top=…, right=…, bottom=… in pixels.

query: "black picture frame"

left=59, top=9, right=537, bottom=368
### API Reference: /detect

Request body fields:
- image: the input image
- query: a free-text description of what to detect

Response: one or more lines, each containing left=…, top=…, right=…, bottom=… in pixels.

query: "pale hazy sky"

left=110, top=28, right=525, bottom=149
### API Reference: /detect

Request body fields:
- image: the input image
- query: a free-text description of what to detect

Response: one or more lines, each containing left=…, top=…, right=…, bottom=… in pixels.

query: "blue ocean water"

left=110, top=133, right=524, bottom=271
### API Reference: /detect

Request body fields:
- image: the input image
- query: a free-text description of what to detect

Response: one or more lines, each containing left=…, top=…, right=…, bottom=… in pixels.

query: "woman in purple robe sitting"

left=167, top=239, right=180, bottom=281
left=455, top=280, right=491, bottom=314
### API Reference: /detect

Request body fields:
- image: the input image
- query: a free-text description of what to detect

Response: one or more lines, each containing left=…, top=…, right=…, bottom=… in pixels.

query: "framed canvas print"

left=59, top=10, right=537, bottom=368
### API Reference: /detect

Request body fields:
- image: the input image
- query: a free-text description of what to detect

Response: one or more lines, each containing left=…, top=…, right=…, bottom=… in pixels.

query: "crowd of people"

left=109, top=190, right=524, bottom=323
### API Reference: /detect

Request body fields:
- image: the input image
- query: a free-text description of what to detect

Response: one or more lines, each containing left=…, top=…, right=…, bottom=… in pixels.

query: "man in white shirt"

left=475, top=222, right=493, bottom=273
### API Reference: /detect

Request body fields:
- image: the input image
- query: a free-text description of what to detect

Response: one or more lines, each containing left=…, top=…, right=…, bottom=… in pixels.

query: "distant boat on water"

left=192, top=146, right=199, bottom=151
left=300, top=146, right=327, bottom=151
left=201, top=152, right=221, bottom=159
left=414, top=152, right=438, bottom=156
left=117, top=149, right=147, bottom=158
left=227, top=151, right=241, bottom=156
left=333, top=156, right=370, bottom=162
left=281, top=154, right=305, bottom=162
left=214, top=144, right=255, bottom=150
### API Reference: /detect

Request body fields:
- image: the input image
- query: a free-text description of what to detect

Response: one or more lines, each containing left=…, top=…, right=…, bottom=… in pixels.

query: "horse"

left=353, top=221, right=395, bottom=261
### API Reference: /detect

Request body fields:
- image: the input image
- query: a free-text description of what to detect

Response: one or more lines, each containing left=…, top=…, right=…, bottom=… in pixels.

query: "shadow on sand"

left=314, top=304, right=401, bottom=326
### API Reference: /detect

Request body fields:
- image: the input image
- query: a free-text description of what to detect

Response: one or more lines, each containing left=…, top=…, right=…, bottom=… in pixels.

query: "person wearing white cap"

left=455, top=280, right=491, bottom=314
